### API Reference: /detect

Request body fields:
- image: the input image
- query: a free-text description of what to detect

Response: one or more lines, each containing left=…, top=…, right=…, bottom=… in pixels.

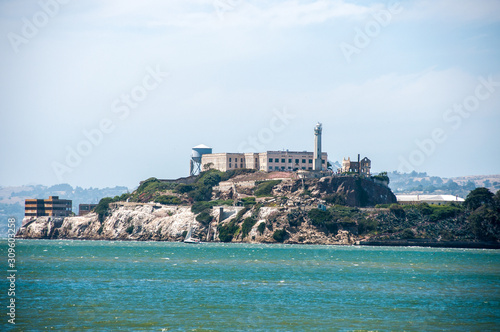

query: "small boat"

left=184, top=224, right=201, bottom=244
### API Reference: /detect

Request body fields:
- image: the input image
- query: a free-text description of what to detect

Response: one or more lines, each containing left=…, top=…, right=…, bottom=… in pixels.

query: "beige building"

left=202, top=151, right=328, bottom=173
left=341, top=155, right=371, bottom=176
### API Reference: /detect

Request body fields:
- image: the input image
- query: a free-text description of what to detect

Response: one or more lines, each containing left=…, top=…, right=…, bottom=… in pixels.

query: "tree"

left=464, top=187, right=494, bottom=211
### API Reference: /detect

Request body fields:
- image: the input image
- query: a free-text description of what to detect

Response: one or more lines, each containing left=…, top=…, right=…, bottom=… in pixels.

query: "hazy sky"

left=1, top=0, right=499, bottom=189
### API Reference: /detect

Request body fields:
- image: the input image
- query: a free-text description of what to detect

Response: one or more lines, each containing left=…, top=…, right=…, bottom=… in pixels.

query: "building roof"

left=396, top=195, right=465, bottom=202
left=193, top=144, right=211, bottom=149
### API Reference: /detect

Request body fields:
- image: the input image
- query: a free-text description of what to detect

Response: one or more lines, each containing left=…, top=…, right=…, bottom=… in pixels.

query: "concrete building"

left=199, top=123, right=328, bottom=173
left=341, top=155, right=371, bottom=176
left=396, top=194, right=465, bottom=206
left=79, top=204, right=98, bottom=216
left=25, top=196, right=72, bottom=217
left=202, top=151, right=328, bottom=173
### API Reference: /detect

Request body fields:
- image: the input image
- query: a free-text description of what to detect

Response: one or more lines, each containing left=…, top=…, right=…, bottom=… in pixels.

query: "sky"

left=1, top=0, right=499, bottom=189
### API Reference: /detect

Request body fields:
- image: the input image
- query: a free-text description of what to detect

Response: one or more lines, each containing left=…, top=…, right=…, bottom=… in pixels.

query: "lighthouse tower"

left=313, top=122, right=322, bottom=171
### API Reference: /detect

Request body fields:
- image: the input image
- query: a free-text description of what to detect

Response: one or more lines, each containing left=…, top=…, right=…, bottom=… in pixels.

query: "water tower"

left=190, top=144, right=212, bottom=176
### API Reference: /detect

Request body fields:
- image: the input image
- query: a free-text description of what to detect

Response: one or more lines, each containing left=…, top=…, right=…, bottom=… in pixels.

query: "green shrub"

left=273, top=229, right=287, bottom=242
left=358, top=219, right=378, bottom=235
left=94, top=197, right=114, bottom=223
left=308, top=208, right=332, bottom=226
left=254, top=180, right=282, bottom=197
left=235, top=207, right=250, bottom=222
left=136, top=178, right=176, bottom=196
left=196, top=211, right=212, bottom=225
left=257, top=222, right=266, bottom=235
left=241, top=197, right=256, bottom=206
left=417, top=203, right=433, bottom=216
left=371, top=172, right=390, bottom=184
left=401, top=228, right=414, bottom=239
left=191, top=200, right=233, bottom=214
left=429, top=205, right=462, bottom=222
left=241, top=217, right=257, bottom=238
left=155, top=195, right=182, bottom=205
left=125, top=225, right=134, bottom=234
left=218, top=223, right=239, bottom=242
left=201, top=172, right=222, bottom=187
left=188, top=185, right=212, bottom=202
left=389, top=204, right=405, bottom=218
left=174, top=183, right=194, bottom=194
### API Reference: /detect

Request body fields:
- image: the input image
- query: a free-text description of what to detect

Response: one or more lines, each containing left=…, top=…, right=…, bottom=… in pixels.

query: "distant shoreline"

left=358, top=240, right=500, bottom=249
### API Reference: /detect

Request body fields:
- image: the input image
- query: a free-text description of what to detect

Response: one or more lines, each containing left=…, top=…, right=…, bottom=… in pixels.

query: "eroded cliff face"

left=18, top=203, right=200, bottom=241
left=17, top=202, right=358, bottom=245
left=312, top=176, right=397, bottom=207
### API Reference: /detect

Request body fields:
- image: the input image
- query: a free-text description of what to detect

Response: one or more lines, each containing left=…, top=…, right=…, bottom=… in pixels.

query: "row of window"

left=269, top=166, right=314, bottom=171
left=228, top=163, right=244, bottom=169
left=268, top=158, right=325, bottom=164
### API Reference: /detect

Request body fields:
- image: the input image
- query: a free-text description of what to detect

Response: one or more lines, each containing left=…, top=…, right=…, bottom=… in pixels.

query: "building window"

left=322, top=160, right=325, bottom=164
left=301, top=167, right=306, bottom=170
left=275, top=158, right=279, bottom=163
left=229, top=158, right=232, bottom=162
left=281, top=166, right=285, bottom=170
left=308, top=159, right=312, bottom=164
left=235, top=164, right=238, bottom=168
left=308, top=167, right=312, bottom=170
left=295, top=159, right=299, bottom=164
left=281, top=159, right=285, bottom=163
left=288, top=159, right=292, bottom=163
left=269, top=166, right=273, bottom=170
left=255, top=158, right=258, bottom=164
left=269, top=158, right=273, bottom=163
left=240, top=164, right=243, bottom=168
left=229, top=163, right=232, bottom=168
left=235, top=158, right=238, bottom=162
left=302, top=159, right=306, bottom=163
left=275, top=166, right=279, bottom=170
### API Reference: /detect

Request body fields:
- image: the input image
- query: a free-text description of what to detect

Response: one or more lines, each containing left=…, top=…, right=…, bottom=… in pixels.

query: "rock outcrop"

left=17, top=202, right=360, bottom=245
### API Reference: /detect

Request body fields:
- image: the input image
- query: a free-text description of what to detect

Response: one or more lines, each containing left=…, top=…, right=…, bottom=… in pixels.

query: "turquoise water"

left=1, top=240, right=499, bottom=331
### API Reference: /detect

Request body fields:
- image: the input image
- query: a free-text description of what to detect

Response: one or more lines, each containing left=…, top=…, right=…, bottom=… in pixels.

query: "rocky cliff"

left=17, top=201, right=357, bottom=245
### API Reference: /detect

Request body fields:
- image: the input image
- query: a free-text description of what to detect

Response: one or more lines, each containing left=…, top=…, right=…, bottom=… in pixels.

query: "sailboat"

left=184, top=224, right=201, bottom=244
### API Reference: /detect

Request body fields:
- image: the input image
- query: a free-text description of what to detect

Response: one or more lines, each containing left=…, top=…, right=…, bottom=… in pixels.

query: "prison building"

left=341, top=155, right=371, bottom=176
left=79, top=203, right=98, bottom=216
left=25, top=196, right=72, bottom=217
left=201, top=151, right=328, bottom=173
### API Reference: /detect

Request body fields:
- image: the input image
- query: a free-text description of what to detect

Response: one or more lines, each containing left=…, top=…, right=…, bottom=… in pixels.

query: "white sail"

left=185, top=226, right=193, bottom=240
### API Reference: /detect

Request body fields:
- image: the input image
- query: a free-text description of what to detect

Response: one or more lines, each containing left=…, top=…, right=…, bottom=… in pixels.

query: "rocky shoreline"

left=16, top=202, right=500, bottom=249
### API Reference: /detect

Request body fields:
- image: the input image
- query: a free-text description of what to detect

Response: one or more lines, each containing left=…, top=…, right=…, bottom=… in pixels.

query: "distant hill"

left=388, top=171, right=500, bottom=197
left=0, top=184, right=129, bottom=237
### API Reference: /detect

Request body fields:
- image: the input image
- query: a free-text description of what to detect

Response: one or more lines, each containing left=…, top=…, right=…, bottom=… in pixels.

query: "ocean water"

left=1, top=240, right=499, bottom=331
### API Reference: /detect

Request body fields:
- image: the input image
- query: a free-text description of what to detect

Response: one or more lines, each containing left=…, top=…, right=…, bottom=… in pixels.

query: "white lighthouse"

left=313, top=122, right=322, bottom=171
